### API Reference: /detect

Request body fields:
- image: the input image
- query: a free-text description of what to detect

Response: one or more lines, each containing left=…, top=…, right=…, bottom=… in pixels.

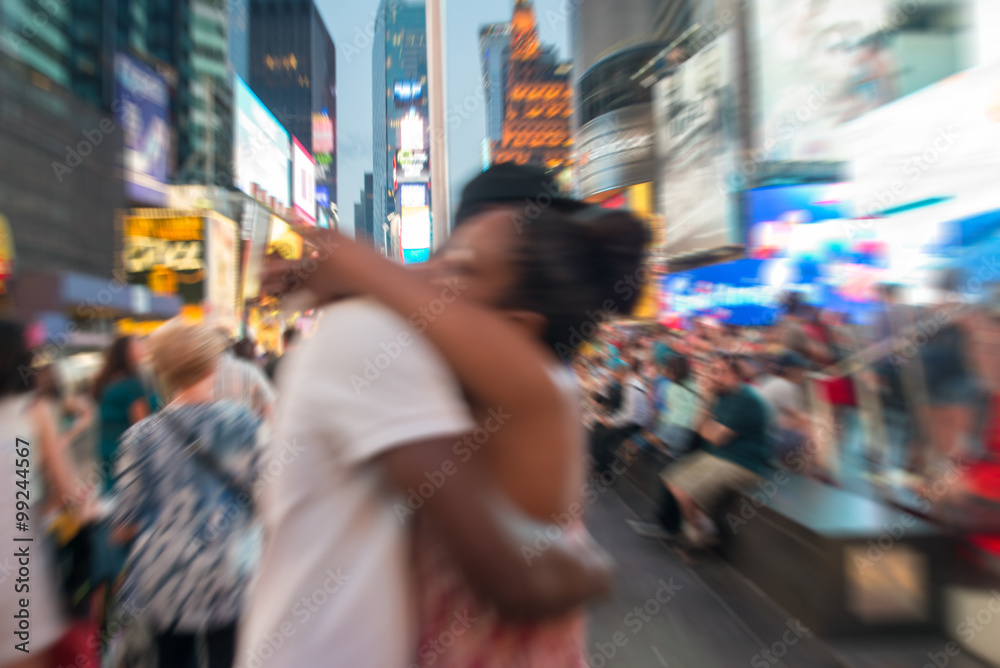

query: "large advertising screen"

left=311, top=110, right=334, bottom=154
left=744, top=183, right=853, bottom=259
left=400, top=110, right=424, bottom=151
left=234, top=74, right=291, bottom=207
left=401, top=203, right=431, bottom=264
left=394, top=79, right=424, bottom=106
left=653, top=33, right=738, bottom=256
left=115, top=53, right=170, bottom=206
left=292, top=136, right=316, bottom=226
left=123, top=215, right=205, bottom=304
left=752, top=0, right=892, bottom=161
left=837, top=61, right=1000, bottom=218
left=661, top=259, right=783, bottom=326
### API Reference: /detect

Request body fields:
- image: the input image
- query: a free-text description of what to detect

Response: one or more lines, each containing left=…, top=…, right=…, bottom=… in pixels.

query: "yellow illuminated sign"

left=267, top=217, right=303, bottom=260
left=0, top=214, right=15, bottom=294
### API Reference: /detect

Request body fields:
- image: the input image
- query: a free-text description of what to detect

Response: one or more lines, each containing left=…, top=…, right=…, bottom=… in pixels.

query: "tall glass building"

left=248, top=0, right=337, bottom=210
left=479, top=23, right=511, bottom=151
left=372, top=0, right=428, bottom=257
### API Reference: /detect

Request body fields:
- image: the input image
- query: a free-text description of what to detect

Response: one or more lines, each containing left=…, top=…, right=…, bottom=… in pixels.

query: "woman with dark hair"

left=256, top=187, right=646, bottom=664
left=0, top=321, right=85, bottom=668
left=93, top=335, right=150, bottom=493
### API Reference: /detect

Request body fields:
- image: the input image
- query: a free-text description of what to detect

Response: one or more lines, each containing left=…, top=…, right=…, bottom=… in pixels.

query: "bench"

left=719, top=474, right=955, bottom=637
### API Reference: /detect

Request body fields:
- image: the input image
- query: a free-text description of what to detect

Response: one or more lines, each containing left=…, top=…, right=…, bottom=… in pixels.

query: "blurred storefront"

left=121, top=210, right=241, bottom=335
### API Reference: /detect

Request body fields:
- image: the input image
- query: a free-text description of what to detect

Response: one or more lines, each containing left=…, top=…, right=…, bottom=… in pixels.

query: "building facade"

left=372, top=0, right=430, bottom=259
left=248, top=0, right=337, bottom=211
left=478, top=22, right=510, bottom=156
left=492, top=0, right=572, bottom=170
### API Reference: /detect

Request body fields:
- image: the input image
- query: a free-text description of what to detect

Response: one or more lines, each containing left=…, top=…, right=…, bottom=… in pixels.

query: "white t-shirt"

left=758, top=375, right=805, bottom=426
left=237, top=298, right=475, bottom=668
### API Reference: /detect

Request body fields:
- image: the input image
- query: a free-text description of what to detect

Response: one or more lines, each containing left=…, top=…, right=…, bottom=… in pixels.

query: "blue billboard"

left=663, top=259, right=784, bottom=326
left=316, top=185, right=330, bottom=210
left=744, top=183, right=852, bottom=258
left=115, top=53, right=170, bottom=206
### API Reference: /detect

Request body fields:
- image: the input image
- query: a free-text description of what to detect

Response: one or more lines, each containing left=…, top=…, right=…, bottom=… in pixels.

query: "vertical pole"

left=426, top=0, right=450, bottom=250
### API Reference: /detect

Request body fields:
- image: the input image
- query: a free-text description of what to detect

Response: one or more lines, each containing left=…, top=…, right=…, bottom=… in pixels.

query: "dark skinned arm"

left=376, top=435, right=613, bottom=621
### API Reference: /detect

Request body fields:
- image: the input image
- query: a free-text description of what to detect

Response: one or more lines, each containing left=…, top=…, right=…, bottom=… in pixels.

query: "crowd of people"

left=575, top=279, right=1000, bottom=547
left=4, top=163, right=1000, bottom=668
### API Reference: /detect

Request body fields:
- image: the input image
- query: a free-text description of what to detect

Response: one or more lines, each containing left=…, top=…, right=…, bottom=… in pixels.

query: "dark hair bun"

left=570, top=207, right=650, bottom=311
left=505, top=203, right=650, bottom=357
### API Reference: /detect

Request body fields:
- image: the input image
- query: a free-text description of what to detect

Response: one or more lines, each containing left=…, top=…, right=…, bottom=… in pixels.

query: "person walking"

left=110, top=320, right=264, bottom=668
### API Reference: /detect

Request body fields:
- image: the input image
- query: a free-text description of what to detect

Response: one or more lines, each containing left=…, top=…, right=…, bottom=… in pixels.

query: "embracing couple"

left=237, top=164, right=649, bottom=667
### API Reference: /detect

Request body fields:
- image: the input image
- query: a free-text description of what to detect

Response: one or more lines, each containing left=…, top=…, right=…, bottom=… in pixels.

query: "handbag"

left=47, top=508, right=97, bottom=618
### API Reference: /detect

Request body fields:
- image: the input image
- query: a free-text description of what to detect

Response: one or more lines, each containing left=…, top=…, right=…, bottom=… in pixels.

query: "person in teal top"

left=653, top=334, right=675, bottom=368
left=656, top=353, right=772, bottom=547
left=93, top=336, right=151, bottom=493
left=92, top=335, right=152, bottom=591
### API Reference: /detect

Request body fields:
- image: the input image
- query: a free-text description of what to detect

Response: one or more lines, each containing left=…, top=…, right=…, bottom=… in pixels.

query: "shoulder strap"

left=161, top=408, right=252, bottom=499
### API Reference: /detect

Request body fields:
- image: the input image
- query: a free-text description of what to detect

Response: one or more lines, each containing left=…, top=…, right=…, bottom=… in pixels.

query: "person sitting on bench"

left=590, top=358, right=653, bottom=474
left=630, top=352, right=772, bottom=547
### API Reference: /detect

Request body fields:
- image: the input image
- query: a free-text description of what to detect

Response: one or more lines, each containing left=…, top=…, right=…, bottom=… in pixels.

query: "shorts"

left=662, top=451, right=761, bottom=513
left=654, top=424, right=696, bottom=455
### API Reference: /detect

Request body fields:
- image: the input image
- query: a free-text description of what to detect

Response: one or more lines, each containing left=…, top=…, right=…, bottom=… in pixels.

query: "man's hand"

left=700, top=419, right=735, bottom=447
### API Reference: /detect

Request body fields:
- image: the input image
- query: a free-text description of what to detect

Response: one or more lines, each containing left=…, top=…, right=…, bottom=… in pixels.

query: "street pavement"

left=583, top=476, right=992, bottom=668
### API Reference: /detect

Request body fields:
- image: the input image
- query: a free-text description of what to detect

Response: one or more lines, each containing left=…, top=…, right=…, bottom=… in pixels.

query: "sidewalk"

left=584, top=478, right=993, bottom=668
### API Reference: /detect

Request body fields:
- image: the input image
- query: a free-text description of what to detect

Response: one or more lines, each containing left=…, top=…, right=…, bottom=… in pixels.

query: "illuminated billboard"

left=653, top=33, right=738, bottom=256
left=292, top=136, right=316, bottom=226
left=316, top=185, right=330, bottom=210
left=312, top=110, right=334, bottom=154
left=123, top=215, right=205, bottom=304
left=752, top=0, right=892, bottom=161
left=400, top=183, right=427, bottom=208
left=744, top=183, right=853, bottom=259
left=396, top=150, right=429, bottom=183
left=401, top=205, right=431, bottom=264
left=115, top=53, right=170, bottom=206
left=400, top=110, right=424, bottom=151
left=394, top=79, right=424, bottom=105
left=234, top=74, right=291, bottom=207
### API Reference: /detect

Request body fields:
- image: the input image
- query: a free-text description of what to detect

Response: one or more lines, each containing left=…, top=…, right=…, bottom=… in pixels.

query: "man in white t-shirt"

left=237, top=299, right=467, bottom=667
left=237, top=295, right=609, bottom=668
left=758, top=352, right=809, bottom=460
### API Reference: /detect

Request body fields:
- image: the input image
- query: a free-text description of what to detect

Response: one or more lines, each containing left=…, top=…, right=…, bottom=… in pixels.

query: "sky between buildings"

left=318, top=0, right=570, bottom=236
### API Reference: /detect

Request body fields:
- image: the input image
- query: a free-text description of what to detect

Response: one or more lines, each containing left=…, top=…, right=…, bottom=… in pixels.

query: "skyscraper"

left=492, top=0, right=572, bottom=169
left=372, top=0, right=430, bottom=260
left=133, top=0, right=235, bottom=188
left=1, top=0, right=124, bottom=279
left=248, top=0, right=337, bottom=212
left=353, top=172, right=375, bottom=245
left=479, top=23, right=511, bottom=152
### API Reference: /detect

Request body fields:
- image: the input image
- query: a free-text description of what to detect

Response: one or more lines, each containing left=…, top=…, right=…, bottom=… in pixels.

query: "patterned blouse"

left=110, top=401, right=263, bottom=632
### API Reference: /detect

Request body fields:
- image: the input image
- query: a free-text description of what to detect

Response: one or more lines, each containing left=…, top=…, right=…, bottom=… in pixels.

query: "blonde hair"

left=147, top=319, right=226, bottom=399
